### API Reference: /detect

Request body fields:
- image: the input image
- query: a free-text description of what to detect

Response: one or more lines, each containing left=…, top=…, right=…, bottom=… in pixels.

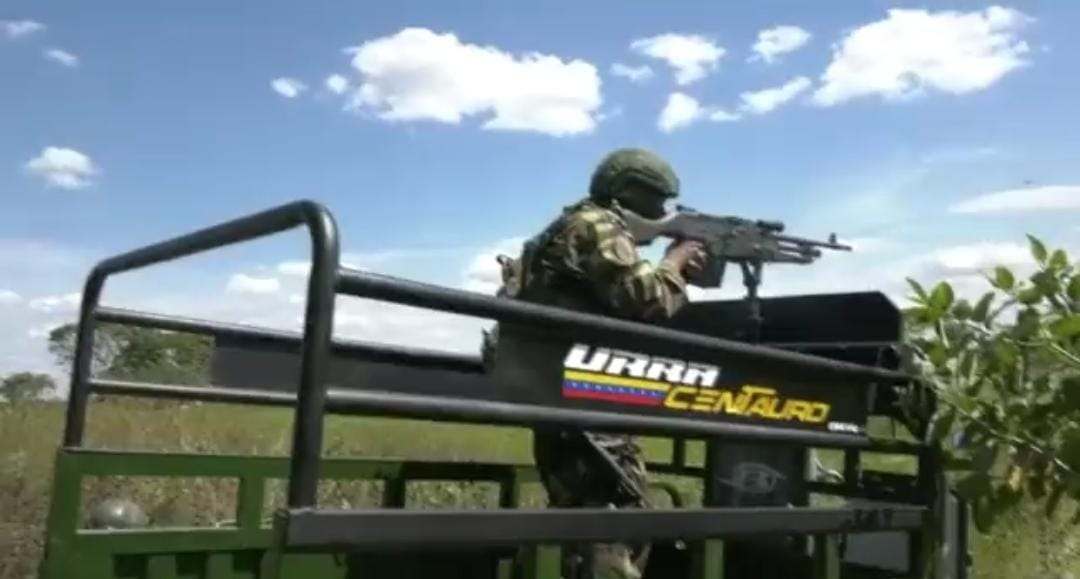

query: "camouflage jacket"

left=496, top=199, right=689, bottom=322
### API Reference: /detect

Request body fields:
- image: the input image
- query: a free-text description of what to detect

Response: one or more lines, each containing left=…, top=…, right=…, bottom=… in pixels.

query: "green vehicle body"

left=35, top=200, right=967, bottom=579
left=39, top=449, right=731, bottom=579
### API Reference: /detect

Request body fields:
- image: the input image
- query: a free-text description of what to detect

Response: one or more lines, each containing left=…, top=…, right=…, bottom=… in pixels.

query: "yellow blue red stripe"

left=561, top=370, right=670, bottom=406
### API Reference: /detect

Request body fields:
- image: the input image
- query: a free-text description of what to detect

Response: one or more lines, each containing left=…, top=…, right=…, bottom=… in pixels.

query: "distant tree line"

left=0, top=371, right=56, bottom=403
left=2, top=324, right=212, bottom=404
left=46, top=323, right=213, bottom=385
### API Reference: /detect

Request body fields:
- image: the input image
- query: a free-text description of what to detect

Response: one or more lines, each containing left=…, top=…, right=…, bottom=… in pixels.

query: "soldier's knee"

left=590, top=543, right=643, bottom=579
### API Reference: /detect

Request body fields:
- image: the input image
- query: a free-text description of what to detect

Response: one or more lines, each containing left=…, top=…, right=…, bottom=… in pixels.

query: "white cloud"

left=920, top=146, right=1001, bottom=165
left=843, top=237, right=897, bottom=253
left=225, top=274, right=281, bottom=295
left=276, top=246, right=478, bottom=282
left=630, top=33, right=726, bottom=85
left=610, top=63, right=653, bottom=83
left=28, top=292, right=80, bottom=313
left=460, top=237, right=527, bottom=295
left=597, top=106, right=624, bottom=123
left=266, top=241, right=530, bottom=353
left=0, top=239, right=90, bottom=273
left=657, top=92, right=740, bottom=133
left=750, top=25, right=811, bottom=63
left=331, top=299, right=489, bottom=355
left=916, top=242, right=1033, bottom=279
left=271, top=77, right=307, bottom=99
left=738, top=76, right=812, bottom=115
left=276, top=260, right=310, bottom=277
left=0, top=241, right=90, bottom=378
left=27, top=322, right=64, bottom=340
left=708, top=108, right=741, bottom=122
left=656, top=78, right=811, bottom=132
left=659, top=93, right=704, bottom=132
left=24, top=146, right=98, bottom=190
left=344, top=27, right=603, bottom=137
left=812, top=7, right=1033, bottom=107
left=325, top=74, right=349, bottom=95
left=44, top=48, right=78, bottom=67
left=948, top=184, right=1080, bottom=214
left=343, top=246, right=477, bottom=271
left=2, top=20, right=44, bottom=40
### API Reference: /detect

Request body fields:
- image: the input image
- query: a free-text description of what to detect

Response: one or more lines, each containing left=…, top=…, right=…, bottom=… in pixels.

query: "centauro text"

left=663, top=385, right=831, bottom=424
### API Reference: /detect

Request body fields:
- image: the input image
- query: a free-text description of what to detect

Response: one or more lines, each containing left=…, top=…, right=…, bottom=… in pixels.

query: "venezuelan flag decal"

left=562, top=369, right=671, bottom=407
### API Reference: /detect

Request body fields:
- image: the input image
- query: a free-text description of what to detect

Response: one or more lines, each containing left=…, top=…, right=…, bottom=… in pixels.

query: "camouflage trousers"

left=532, top=428, right=650, bottom=579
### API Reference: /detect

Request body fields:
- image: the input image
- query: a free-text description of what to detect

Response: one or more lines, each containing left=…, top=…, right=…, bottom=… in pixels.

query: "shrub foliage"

left=903, top=235, right=1080, bottom=532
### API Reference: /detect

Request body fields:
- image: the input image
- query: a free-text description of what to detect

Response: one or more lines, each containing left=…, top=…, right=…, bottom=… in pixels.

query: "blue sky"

left=2, top=1, right=1079, bottom=382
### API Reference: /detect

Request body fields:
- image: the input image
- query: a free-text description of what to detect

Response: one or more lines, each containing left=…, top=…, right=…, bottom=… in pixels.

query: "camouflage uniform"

left=494, top=149, right=694, bottom=579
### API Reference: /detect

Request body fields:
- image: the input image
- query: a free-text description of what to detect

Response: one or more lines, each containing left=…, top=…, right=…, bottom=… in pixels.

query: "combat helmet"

left=588, top=147, right=679, bottom=219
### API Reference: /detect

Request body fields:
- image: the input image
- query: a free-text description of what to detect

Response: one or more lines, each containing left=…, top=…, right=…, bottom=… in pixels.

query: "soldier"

left=493, top=147, right=706, bottom=579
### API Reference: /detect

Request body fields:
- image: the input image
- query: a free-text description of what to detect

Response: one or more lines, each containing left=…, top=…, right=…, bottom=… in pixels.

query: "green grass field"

left=2, top=398, right=1079, bottom=579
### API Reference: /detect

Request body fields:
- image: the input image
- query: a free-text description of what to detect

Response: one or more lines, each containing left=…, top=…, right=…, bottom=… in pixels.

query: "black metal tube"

left=88, top=379, right=924, bottom=453
left=336, top=269, right=915, bottom=384
left=92, top=379, right=298, bottom=406
left=326, top=388, right=894, bottom=450
left=672, top=438, right=687, bottom=468
left=287, top=205, right=339, bottom=509
left=60, top=200, right=338, bottom=450
left=64, top=271, right=104, bottom=447
left=93, top=306, right=484, bottom=374
left=282, top=504, right=928, bottom=548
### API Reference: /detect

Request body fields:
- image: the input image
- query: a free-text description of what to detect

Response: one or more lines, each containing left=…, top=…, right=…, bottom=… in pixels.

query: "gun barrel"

left=775, top=234, right=852, bottom=251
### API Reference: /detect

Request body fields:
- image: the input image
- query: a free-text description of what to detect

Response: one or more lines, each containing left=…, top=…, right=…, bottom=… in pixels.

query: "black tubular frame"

left=61, top=200, right=340, bottom=507
left=280, top=504, right=928, bottom=548
left=89, top=378, right=923, bottom=452
left=62, top=199, right=931, bottom=518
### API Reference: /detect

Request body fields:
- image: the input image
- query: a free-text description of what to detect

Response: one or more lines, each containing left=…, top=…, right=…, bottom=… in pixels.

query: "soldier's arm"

left=565, top=216, right=690, bottom=321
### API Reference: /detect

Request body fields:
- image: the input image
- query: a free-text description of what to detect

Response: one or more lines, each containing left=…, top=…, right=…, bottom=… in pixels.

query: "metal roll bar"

left=62, top=200, right=339, bottom=507
left=63, top=199, right=928, bottom=513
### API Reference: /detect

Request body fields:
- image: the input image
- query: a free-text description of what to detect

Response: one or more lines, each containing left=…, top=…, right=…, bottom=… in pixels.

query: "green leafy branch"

left=904, top=235, right=1080, bottom=532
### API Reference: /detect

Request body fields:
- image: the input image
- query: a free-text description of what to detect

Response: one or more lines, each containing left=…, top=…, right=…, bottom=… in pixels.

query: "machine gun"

left=621, top=204, right=853, bottom=340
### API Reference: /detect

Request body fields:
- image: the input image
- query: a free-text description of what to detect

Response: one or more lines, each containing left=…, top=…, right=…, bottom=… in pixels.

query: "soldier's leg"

left=587, top=433, right=650, bottom=578
left=532, top=428, right=592, bottom=578
left=532, top=429, right=649, bottom=579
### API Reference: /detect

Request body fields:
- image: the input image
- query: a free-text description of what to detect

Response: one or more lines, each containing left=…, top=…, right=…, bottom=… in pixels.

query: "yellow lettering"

left=764, top=397, right=786, bottom=419
left=786, top=400, right=810, bottom=422
left=663, top=386, right=696, bottom=410
left=741, top=385, right=777, bottom=397
left=659, top=382, right=833, bottom=425
left=807, top=403, right=830, bottom=423
left=746, top=396, right=776, bottom=418
left=712, top=390, right=749, bottom=415
left=690, top=389, right=718, bottom=412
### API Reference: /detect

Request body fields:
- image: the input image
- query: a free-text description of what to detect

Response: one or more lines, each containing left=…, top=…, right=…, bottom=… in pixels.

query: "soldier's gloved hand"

left=663, top=239, right=706, bottom=279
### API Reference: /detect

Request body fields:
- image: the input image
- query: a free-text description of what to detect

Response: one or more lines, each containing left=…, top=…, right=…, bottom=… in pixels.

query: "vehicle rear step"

left=272, top=504, right=927, bottom=549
